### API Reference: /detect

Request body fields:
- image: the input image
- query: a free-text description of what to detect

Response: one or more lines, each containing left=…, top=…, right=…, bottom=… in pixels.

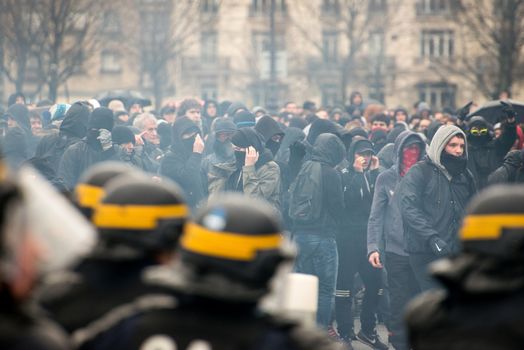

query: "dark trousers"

left=336, top=233, right=382, bottom=337
left=386, top=252, right=420, bottom=350
left=409, top=253, right=440, bottom=292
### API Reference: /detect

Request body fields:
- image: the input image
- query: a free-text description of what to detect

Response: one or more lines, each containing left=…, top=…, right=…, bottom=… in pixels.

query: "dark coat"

left=159, top=117, right=205, bottom=209
left=488, top=150, right=524, bottom=184
left=398, top=127, right=476, bottom=254
left=406, top=254, right=524, bottom=350
left=292, top=134, right=345, bottom=238
left=367, top=131, right=426, bottom=256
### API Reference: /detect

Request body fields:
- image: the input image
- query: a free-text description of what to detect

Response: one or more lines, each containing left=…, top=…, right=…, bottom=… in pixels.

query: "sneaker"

left=357, top=330, right=389, bottom=350
left=327, top=327, right=353, bottom=348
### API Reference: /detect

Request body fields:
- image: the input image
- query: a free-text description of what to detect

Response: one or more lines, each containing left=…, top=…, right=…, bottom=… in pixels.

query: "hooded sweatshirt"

left=367, top=131, right=426, bottom=256
left=292, top=133, right=345, bottom=238
left=255, top=115, right=284, bottom=156
left=160, top=117, right=205, bottom=209
left=398, top=125, right=476, bottom=254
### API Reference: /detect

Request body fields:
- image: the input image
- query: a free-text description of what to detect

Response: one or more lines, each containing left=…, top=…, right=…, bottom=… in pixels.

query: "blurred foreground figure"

left=0, top=177, right=69, bottom=349
left=406, top=185, right=524, bottom=350
left=39, top=175, right=188, bottom=334
left=75, top=194, right=343, bottom=350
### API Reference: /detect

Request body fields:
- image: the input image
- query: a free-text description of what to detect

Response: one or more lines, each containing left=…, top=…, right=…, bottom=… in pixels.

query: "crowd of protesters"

left=0, top=90, right=524, bottom=350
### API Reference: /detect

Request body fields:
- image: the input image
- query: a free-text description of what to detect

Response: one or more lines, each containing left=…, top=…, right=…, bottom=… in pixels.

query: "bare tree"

left=431, top=0, right=524, bottom=99
left=289, top=0, right=399, bottom=104
left=0, top=0, right=44, bottom=96
left=126, top=0, right=220, bottom=109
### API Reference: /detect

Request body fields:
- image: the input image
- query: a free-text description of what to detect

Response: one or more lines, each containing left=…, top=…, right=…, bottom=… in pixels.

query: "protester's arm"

left=57, top=146, right=79, bottom=191
left=325, top=167, right=345, bottom=225
left=488, top=150, right=522, bottom=184
left=494, top=120, right=517, bottom=157
left=243, top=162, right=281, bottom=207
left=367, top=173, right=388, bottom=256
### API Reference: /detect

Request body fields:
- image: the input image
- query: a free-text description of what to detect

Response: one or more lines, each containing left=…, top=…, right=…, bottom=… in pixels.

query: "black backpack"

left=288, top=160, right=323, bottom=223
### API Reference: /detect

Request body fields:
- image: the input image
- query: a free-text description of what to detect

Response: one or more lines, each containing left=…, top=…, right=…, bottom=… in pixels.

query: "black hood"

left=426, top=120, right=443, bottom=144
left=274, top=127, right=305, bottom=163
left=255, top=115, right=284, bottom=143
left=226, top=101, right=248, bottom=118
left=6, top=104, right=31, bottom=134
left=231, top=127, right=273, bottom=168
left=171, top=116, right=200, bottom=157
left=347, top=136, right=374, bottom=166
left=311, top=133, right=345, bottom=167
left=306, top=119, right=339, bottom=145
left=393, top=130, right=426, bottom=173
left=60, top=102, right=90, bottom=139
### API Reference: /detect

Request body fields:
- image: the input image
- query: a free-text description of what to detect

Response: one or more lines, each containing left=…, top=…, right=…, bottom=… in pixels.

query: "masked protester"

left=38, top=175, right=189, bottom=335
left=201, top=118, right=237, bottom=198
left=335, top=136, right=387, bottom=349
left=465, top=111, right=516, bottom=189
left=367, top=131, right=426, bottom=350
left=228, top=127, right=281, bottom=210
left=111, top=126, right=147, bottom=170
left=0, top=179, right=69, bottom=350
left=58, top=107, right=118, bottom=190
left=488, top=149, right=524, bottom=184
left=406, top=185, right=524, bottom=350
left=160, top=116, right=206, bottom=210
left=291, top=133, right=346, bottom=330
left=255, top=115, right=285, bottom=157
left=73, top=194, right=343, bottom=350
left=398, top=125, right=476, bottom=292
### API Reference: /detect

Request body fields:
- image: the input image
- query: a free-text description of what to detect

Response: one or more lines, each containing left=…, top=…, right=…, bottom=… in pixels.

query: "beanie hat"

left=233, top=111, right=256, bottom=128
left=112, top=126, right=136, bottom=145
left=89, top=107, right=114, bottom=131
left=213, top=117, right=237, bottom=134
left=49, top=103, right=72, bottom=121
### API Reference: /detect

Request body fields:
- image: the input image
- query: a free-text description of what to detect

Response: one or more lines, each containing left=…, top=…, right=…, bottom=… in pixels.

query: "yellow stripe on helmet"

left=94, top=204, right=188, bottom=230
left=181, top=222, right=282, bottom=261
left=76, top=184, right=105, bottom=208
left=460, top=214, right=524, bottom=240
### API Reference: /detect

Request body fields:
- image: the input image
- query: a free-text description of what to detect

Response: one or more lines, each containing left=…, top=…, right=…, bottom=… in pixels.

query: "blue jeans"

left=293, top=233, right=338, bottom=329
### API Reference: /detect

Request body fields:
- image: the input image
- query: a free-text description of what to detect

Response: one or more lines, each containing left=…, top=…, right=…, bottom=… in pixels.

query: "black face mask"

left=441, top=152, right=467, bottom=177
left=266, top=139, right=281, bottom=156
left=234, top=150, right=246, bottom=169
left=468, top=134, right=491, bottom=146
left=86, top=129, right=102, bottom=151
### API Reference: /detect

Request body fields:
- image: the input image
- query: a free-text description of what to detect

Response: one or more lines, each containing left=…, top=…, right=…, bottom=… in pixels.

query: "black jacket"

left=159, top=117, right=205, bottom=209
left=292, top=134, right=345, bottom=238
left=488, top=150, right=524, bottom=184
left=406, top=254, right=524, bottom=350
left=398, top=126, right=476, bottom=254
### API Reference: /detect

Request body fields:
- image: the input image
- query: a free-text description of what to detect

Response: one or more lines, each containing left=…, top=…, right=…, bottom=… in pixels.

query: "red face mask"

left=400, top=144, right=421, bottom=177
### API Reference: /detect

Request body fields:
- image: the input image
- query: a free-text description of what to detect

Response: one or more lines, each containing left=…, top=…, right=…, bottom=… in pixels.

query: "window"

left=420, top=30, right=454, bottom=59
left=321, top=84, right=339, bottom=107
left=416, top=0, right=450, bottom=15
left=201, top=84, right=218, bottom=100
left=417, top=82, right=456, bottom=109
left=369, top=82, right=385, bottom=103
left=201, top=31, right=217, bottom=63
left=369, top=31, right=385, bottom=57
left=322, top=31, right=338, bottom=63
left=250, top=0, right=287, bottom=16
left=321, top=0, right=339, bottom=16
left=100, top=51, right=122, bottom=74
left=201, top=0, right=219, bottom=13
left=101, top=11, right=121, bottom=35
left=368, top=0, right=387, bottom=13
left=252, top=32, right=287, bottom=79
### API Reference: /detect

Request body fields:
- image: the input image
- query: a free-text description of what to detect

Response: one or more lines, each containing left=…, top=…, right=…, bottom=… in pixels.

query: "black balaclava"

left=441, top=151, right=467, bottom=177
left=172, top=117, right=200, bottom=159
left=467, top=117, right=492, bottom=147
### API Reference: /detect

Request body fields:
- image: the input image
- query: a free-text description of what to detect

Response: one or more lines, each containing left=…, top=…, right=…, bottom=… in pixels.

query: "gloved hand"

left=457, top=101, right=473, bottom=121
left=500, top=101, right=517, bottom=123
left=97, top=129, right=113, bottom=152
left=429, top=236, right=449, bottom=256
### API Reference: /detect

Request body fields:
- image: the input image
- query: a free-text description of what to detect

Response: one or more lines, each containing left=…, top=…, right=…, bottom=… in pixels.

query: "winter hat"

left=467, top=116, right=491, bottom=130
left=112, top=126, right=136, bottom=145
left=59, top=101, right=91, bottom=139
left=213, top=117, right=237, bottom=134
left=6, top=104, right=31, bottom=133
left=89, top=107, right=114, bottom=131
left=226, top=101, right=248, bottom=118
left=289, top=116, right=307, bottom=130
left=233, top=111, right=256, bottom=128
left=252, top=106, right=267, bottom=115
left=49, top=103, right=72, bottom=121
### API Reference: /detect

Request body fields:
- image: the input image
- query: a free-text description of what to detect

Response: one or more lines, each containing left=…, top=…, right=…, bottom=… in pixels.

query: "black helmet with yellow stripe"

left=75, top=162, right=135, bottom=219
left=92, top=175, right=188, bottom=255
left=174, top=194, right=293, bottom=300
left=460, top=184, right=524, bottom=259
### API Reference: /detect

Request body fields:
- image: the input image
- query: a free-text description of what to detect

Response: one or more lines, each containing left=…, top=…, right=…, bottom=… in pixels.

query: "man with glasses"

left=465, top=111, right=516, bottom=189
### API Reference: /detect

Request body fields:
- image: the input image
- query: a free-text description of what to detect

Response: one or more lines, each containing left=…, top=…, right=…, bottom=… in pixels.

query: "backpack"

left=288, top=160, right=323, bottom=223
